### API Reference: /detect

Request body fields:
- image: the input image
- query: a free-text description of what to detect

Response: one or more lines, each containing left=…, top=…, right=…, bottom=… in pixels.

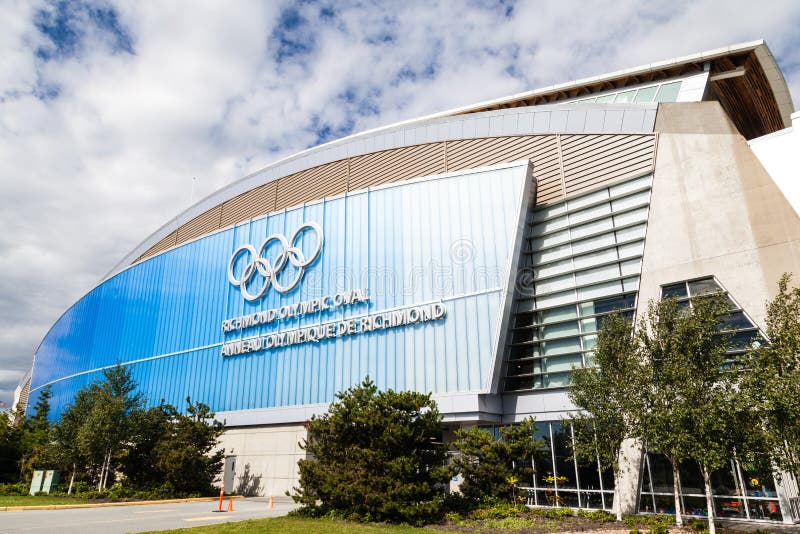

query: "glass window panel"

left=725, top=330, right=760, bottom=351
left=613, top=206, right=649, bottom=227
left=612, top=190, right=651, bottom=211
left=515, top=312, right=536, bottom=328
left=583, top=492, right=606, bottom=510
left=536, top=259, right=574, bottom=279
left=507, top=359, right=537, bottom=376
left=740, top=464, right=778, bottom=497
left=595, top=94, right=616, bottom=103
left=652, top=494, right=677, bottom=515
left=622, top=277, right=640, bottom=292
left=661, top=282, right=688, bottom=299
left=614, top=90, right=636, bottom=103
left=715, top=497, right=746, bottom=519
left=654, top=81, right=681, bottom=102
left=575, top=264, right=621, bottom=286
left=534, top=202, right=567, bottom=222
left=582, top=334, right=598, bottom=350
left=531, top=229, right=570, bottom=249
left=577, top=280, right=623, bottom=300
left=540, top=305, right=578, bottom=324
left=542, top=337, right=582, bottom=356
left=584, top=351, right=596, bottom=366
left=710, top=464, right=738, bottom=496
left=572, top=233, right=616, bottom=255
left=545, top=372, right=572, bottom=388
left=684, top=496, right=708, bottom=516
left=532, top=244, right=572, bottom=264
left=580, top=318, right=597, bottom=334
left=749, top=500, right=782, bottom=521
left=511, top=329, right=537, bottom=344
left=536, top=290, right=577, bottom=309
left=531, top=215, right=569, bottom=236
left=509, top=345, right=540, bottom=360
left=617, top=241, right=644, bottom=259
left=609, top=174, right=652, bottom=197
left=542, top=321, right=580, bottom=339
left=570, top=217, right=614, bottom=239
left=543, top=354, right=583, bottom=373
left=646, top=453, right=674, bottom=494
left=516, top=298, right=535, bottom=312
left=537, top=273, right=574, bottom=295
left=634, top=85, right=659, bottom=102
left=620, top=258, right=642, bottom=277
left=719, top=311, right=755, bottom=331
left=577, top=459, right=602, bottom=491
left=688, top=278, right=722, bottom=296
left=592, top=293, right=637, bottom=314
left=679, top=460, right=704, bottom=495
left=569, top=203, right=612, bottom=225
left=505, top=376, right=534, bottom=391
left=573, top=247, right=618, bottom=270
left=615, top=223, right=646, bottom=242
left=567, top=189, right=609, bottom=210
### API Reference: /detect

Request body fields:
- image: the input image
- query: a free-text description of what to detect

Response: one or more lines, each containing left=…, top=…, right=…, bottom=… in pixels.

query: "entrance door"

left=223, top=456, right=236, bottom=494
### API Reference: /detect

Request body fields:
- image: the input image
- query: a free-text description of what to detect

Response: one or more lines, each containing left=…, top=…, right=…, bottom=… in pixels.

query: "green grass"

left=0, top=494, right=91, bottom=506
left=144, top=517, right=429, bottom=533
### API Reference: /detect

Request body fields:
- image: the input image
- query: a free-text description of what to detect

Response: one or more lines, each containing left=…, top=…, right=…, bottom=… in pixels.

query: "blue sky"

left=1, top=0, right=800, bottom=405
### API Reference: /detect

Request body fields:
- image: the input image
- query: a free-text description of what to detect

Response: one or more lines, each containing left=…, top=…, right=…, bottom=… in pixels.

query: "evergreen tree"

left=0, top=408, right=23, bottom=483
left=451, top=418, right=540, bottom=503
left=19, top=386, right=53, bottom=480
left=293, top=378, right=451, bottom=525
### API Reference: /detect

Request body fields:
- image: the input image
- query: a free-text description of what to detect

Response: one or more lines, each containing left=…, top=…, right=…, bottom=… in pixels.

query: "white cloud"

left=1, top=0, right=799, bottom=408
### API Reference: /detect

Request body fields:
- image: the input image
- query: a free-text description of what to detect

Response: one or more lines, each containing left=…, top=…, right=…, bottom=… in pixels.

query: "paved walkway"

left=0, top=497, right=298, bottom=533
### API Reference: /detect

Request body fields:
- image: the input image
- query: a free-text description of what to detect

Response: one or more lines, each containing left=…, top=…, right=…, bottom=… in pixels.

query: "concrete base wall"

left=217, top=423, right=307, bottom=498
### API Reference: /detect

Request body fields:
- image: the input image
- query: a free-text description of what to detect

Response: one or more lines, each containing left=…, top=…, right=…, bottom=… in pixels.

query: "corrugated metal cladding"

left=33, top=163, right=530, bottom=418
left=135, top=134, right=655, bottom=263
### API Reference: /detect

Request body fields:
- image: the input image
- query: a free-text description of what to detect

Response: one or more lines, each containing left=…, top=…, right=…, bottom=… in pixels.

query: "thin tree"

left=568, top=312, right=647, bottom=520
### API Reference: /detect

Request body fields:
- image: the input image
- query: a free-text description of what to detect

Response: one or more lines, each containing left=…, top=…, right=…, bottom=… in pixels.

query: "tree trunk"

left=102, top=451, right=112, bottom=489
left=97, top=457, right=105, bottom=491
left=613, top=467, right=622, bottom=521
left=671, top=459, right=683, bottom=526
left=702, top=464, right=716, bottom=534
left=67, top=464, right=75, bottom=495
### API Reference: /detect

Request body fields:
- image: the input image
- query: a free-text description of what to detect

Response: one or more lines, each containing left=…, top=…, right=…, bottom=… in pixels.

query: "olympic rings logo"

left=227, top=222, right=323, bottom=301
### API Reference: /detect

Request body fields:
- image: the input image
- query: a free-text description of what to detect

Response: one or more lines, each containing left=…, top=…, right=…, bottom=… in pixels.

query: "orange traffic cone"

left=214, top=485, right=225, bottom=512
left=268, top=495, right=274, bottom=509
left=227, top=497, right=234, bottom=512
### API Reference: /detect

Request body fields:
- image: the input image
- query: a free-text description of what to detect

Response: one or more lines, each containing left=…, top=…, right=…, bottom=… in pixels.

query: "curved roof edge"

left=105, top=102, right=658, bottom=278
left=105, top=40, right=792, bottom=280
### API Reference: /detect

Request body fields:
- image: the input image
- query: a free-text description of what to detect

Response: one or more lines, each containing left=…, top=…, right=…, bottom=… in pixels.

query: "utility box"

left=29, top=470, right=45, bottom=495
left=41, top=470, right=60, bottom=494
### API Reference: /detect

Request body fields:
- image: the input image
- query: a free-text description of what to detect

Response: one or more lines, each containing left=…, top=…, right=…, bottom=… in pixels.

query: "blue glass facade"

left=32, top=163, right=531, bottom=417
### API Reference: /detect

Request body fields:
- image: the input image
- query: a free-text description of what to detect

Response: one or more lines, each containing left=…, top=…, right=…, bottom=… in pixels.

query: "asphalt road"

left=0, top=497, right=298, bottom=533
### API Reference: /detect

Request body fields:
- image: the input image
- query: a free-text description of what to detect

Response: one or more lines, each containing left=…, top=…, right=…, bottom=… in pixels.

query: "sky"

left=1, top=0, right=800, bottom=408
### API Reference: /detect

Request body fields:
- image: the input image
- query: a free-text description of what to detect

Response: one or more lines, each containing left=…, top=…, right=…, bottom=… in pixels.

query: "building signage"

left=221, top=301, right=446, bottom=356
left=227, top=222, right=323, bottom=301
left=222, top=222, right=447, bottom=357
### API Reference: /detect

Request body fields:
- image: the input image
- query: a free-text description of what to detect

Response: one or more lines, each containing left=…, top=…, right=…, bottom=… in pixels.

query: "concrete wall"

left=216, top=423, right=307, bottom=497
left=639, top=102, right=800, bottom=327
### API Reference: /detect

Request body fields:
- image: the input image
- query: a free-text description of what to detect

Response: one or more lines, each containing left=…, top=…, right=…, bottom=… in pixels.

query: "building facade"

left=24, top=40, right=800, bottom=523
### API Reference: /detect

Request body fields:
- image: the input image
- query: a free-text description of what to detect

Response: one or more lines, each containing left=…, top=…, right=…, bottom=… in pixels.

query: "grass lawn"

left=0, top=494, right=91, bottom=506
left=144, top=517, right=428, bottom=533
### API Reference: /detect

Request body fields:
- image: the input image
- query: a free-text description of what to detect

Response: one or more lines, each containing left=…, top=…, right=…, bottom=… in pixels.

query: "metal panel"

left=32, top=163, right=531, bottom=418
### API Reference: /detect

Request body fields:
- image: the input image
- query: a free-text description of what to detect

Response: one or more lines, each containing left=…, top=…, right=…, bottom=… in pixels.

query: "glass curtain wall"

left=639, top=453, right=782, bottom=521
left=638, top=277, right=781, bottom=521
left=503, top=174, right=652, bottom=391
left=515, top=421, right=615, bottom=510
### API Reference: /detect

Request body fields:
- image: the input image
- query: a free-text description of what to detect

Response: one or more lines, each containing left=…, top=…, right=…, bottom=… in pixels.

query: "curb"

left=0, top=495, right=246, bottom=512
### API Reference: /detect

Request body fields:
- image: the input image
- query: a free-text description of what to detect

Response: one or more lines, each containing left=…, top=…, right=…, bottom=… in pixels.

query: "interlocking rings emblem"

left=228, top=222, right=323, bottom=301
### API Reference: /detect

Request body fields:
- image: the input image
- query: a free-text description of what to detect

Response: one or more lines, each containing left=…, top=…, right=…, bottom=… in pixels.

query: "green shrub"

left=630, top=530, right=642, bottom=534
left=469, top=502, right=525, bottom=520
left=544, top=507, right=575, bottom=519
left=0, top=482, right=28, bottom=496
left=647, top=524, right=669, bottom=534
left=577, top=509, right=616, bottom=522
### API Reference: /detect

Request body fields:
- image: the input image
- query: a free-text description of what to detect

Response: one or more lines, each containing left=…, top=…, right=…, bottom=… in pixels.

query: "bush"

left=0, top=482, right=28, bottom=496
left=647, top=525, right=669, bottom=534
left=292, top=379, right=452, bottom=525
left=630, top=530, right=642, bottom=534
left=577, top=509, right=616, bottom=522
left=469, top=502, right=525, bottom=520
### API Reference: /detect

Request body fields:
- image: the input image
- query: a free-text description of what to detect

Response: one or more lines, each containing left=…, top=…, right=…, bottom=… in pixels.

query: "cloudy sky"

left=1, top=0, right=800, bottom=407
